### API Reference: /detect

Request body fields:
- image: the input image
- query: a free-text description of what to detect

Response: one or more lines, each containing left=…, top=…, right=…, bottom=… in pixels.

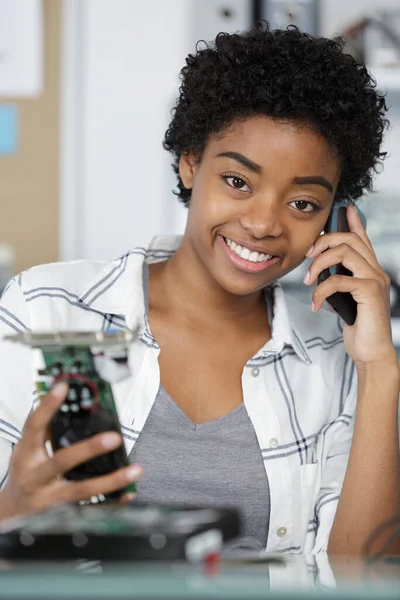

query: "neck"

left=149, top=236, right=267, bottom=327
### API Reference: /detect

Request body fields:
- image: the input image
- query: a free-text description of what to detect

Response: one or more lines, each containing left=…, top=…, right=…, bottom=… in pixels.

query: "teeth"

left=224, top=237, right=274, bottom=263
left=249, top=252, right=258, bottom=263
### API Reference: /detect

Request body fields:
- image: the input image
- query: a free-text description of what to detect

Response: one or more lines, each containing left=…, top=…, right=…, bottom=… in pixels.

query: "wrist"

left=356, top=356, right=400, bottom=402
left=355, top=350, right=399, bottom=376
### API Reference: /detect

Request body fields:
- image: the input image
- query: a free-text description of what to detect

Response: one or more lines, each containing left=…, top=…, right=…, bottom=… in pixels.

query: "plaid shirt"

left=0, top=235, right=356, bottom=556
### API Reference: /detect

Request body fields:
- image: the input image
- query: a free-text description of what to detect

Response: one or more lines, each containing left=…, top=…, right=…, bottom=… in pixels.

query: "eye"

left=289, top=199, right=320, bottom=213
left=222, top=174, right=251, bottom=192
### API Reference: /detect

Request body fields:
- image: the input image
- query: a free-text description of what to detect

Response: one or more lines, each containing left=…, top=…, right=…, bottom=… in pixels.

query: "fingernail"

left=303, top=271, right=311, bottom=284
left=306, top=245, right=314, bottom=257
left=51, top=382, right=69, bottom=398
left=125, top=492, right=136, bottom=502
left=126, top=465, right=143, bottom=481
left=101, top=432, right=122, bottom=448
left=311, top=302, right=316, bottom=312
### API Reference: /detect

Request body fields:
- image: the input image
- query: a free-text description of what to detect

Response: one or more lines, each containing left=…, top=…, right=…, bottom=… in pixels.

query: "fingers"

left=17, top=463, right=142, bottom=515
left=20, top=383, right=69, bottom=449
left=306, top=231, right=379, bottom=271
left=119, top=491, right=137, bottom=506
left=346, top=204, right=375, bottom=254
left=311, top=275, right=386, bottom=313
left=304, top=244, right=385, bottom=287
left=4, top=380, right=144, bottom=519
left=24, top=431, right=123, bottom=488
left=49, top=463, right=143, bottom=506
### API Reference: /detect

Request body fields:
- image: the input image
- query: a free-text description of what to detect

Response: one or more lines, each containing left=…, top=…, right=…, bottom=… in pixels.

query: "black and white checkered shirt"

left=0, top=235, right=356, bottom=556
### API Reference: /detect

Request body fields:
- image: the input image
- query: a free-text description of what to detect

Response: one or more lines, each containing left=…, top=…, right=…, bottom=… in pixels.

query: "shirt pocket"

left=300, top=463, right=320, bottom=540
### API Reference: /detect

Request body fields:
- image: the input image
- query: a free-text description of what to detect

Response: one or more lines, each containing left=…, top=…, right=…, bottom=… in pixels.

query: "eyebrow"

left=292, top=176, right=334, bottom=194
left=216, top=151, right=262, bottom=174
left=216, top=151, right=334, bottom=194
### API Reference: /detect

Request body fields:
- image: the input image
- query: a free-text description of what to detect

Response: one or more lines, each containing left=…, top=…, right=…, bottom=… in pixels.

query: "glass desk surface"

left=0, top=554, right=399, bottom=599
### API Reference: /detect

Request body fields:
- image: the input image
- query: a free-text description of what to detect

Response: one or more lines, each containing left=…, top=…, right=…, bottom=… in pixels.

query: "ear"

left=179, top=153, right=198, bottom=190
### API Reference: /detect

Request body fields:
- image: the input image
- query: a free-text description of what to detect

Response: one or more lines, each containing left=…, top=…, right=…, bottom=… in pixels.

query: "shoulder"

left=15, top=258, right=112, bottom=297
left=1, top=236, right=182, bottom=334
left=0, top=258, right=119, bottom=334
left=12, top=235, right=181, bottom=297
left=0, top=245, right=148, bottom=331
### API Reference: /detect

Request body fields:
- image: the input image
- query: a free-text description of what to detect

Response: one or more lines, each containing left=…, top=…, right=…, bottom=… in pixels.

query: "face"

left=179, top=116, right=341, bottom=296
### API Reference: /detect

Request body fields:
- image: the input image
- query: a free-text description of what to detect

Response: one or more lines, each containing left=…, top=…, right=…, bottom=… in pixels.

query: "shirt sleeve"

left=0, top=276, right=35, bottom=488
left=311, top=363, right=357, bottom=554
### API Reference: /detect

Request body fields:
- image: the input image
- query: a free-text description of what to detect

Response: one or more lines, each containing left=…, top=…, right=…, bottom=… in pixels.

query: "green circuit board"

left=6, top=331, right=137, bottom=499
left=36, top=345, right=118, bottom=416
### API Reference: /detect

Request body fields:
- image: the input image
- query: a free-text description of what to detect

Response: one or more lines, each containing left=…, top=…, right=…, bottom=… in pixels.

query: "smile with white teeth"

left=224, top=237, right=275, bottom=263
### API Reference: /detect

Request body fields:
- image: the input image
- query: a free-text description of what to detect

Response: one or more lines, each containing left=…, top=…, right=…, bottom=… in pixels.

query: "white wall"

left=62, top=0, right=192, bottom=260
left=61, top=0, right=251, bottom=261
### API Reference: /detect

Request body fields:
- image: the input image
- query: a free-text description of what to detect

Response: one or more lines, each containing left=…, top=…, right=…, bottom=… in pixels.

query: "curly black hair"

left=163, top=22, right=388, bottom=207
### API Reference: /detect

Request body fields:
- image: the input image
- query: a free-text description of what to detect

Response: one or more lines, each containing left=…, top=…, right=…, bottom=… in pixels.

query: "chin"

left=213, top=271, right=274, bottom=296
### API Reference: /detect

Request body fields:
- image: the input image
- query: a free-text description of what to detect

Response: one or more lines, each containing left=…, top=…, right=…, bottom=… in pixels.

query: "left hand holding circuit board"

left=0, top=332, right=145, bottom=522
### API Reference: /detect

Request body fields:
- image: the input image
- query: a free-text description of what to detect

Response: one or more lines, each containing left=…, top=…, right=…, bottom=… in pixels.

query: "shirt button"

left=269, top=438, right=279, bottom=448
left=251, top=367, right=260, bottom=377
left=277, top=527, right=287, bottom=538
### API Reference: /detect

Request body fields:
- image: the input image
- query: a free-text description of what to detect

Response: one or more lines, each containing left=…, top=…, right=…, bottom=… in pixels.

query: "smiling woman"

left=0, top=23, right=399, bottom=560
left=174, top=116, right=339, bottom=296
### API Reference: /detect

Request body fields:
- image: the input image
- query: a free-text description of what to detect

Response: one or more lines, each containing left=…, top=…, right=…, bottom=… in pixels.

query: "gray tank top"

left=129, top=264, right=271, bottom=550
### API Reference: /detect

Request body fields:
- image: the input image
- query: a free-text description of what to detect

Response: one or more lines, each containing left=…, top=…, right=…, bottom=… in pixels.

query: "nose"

left=239, top=197, right=284, bottom=239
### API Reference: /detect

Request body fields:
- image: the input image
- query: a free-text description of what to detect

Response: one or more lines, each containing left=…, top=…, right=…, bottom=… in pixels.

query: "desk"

left=0, top=556, right=399, bottom=599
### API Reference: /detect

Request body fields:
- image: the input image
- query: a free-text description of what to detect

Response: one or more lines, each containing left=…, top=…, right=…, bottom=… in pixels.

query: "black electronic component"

left=0, top=503, right=241, bottom=563
left=318, top=202, right=367, bottom=325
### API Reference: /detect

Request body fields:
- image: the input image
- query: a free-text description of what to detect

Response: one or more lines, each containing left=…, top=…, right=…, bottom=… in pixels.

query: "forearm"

left=328, top=357, right=400, bottom=556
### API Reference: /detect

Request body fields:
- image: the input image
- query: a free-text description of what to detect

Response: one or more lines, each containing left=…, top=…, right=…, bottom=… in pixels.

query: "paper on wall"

left=0, top=0, right=43, bottom=97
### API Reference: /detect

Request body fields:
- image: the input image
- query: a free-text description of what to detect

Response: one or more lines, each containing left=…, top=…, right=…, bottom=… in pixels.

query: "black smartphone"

left=6, top=331, right=136, bottom=501
left=317, top=202, right=367, bottom=326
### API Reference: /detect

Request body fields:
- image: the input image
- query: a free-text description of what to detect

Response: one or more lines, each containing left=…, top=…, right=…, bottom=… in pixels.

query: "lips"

left=223, top=234, right=280, bottom=257
left=223, top=236, right=276, bottom=263
left=218, top=235, right=281, bottom=274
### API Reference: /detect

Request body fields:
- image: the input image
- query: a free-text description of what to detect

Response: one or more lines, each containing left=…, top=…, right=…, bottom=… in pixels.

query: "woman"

left=0, top=24, right=399, bottom=556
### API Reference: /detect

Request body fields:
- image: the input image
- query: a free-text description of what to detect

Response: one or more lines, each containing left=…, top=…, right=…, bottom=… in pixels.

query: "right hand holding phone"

left=0, top=383, right=143, bottom=522
left=304, top=204, right=395, bottom=367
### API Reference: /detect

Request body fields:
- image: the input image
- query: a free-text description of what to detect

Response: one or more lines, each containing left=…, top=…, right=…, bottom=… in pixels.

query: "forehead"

left=207, top=116, right=340, bottom=181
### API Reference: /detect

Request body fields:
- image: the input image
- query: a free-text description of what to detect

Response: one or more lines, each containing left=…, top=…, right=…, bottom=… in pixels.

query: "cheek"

left=206, top=192, right=235, bottom=225
left=279, top=231, right=317, bottom=276
left=190, top=178, right=237, bottom=228
left=287, top=226, right=322, bottom=259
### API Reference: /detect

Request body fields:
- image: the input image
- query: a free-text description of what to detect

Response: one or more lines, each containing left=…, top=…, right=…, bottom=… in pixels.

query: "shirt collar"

left=79, top=235, right=312, bottom=365
left=261, top=283, right=312, bottom=365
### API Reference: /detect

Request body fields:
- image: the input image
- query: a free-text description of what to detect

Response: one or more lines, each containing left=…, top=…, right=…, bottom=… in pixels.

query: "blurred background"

left=0, top=0, right=399, bottom=353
